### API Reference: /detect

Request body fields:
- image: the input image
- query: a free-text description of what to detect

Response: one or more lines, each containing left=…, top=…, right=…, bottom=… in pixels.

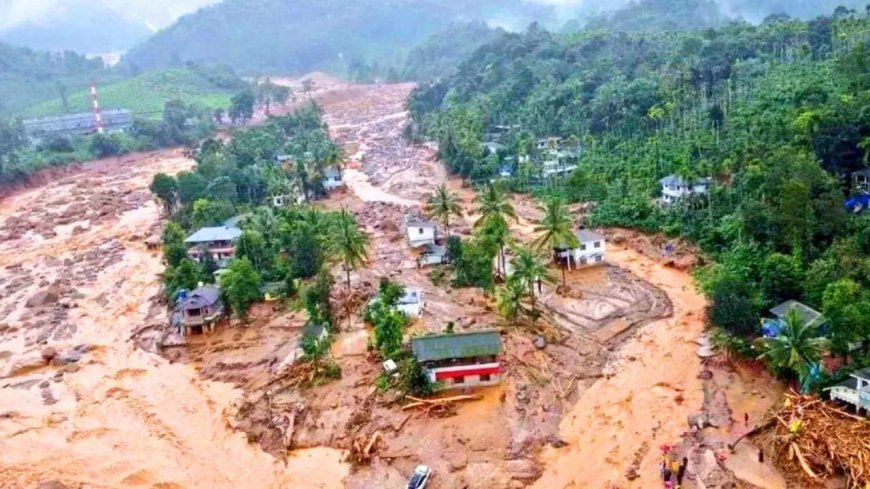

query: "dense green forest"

left=411, top=8, right=870, bottom=386
left=402, top=22, right=503, bottom=81
left=583, top=0, right=727, bottom=32
left=121, top=0, right=552, bottom=76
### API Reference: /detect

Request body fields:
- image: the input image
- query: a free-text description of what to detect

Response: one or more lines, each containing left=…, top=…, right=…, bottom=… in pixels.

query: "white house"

left=323, top=166, right=344, bottom=190
left=418, top=243, right=448, bottom=267
left=558, top=229, right=606, bottom=270
left=826, top=367, right=870, bottom=415
left=659, top=175, right=710, bottom=205
left=406, top=217, right=438, bottom=248
left=396, top=287, right=425, bottom=318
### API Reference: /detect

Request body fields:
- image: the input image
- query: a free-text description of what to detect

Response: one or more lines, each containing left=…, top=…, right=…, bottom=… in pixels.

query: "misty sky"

left=0, top=0, right=220, bottom=31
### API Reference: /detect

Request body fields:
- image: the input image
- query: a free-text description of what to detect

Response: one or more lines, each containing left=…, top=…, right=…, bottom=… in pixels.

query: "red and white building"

left=411, top=330, right=503, bottom=391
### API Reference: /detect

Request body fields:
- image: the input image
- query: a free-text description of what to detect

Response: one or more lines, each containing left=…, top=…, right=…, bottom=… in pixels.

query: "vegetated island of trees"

left=409, top=8, right=870, bottom=391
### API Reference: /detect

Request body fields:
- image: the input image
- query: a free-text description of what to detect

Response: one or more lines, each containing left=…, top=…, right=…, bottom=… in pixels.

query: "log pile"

left=402, top=394, right=481, bottom=417
left=349, top=430, right=382, bottom=465
left=753, top=392, right=870, bottom=488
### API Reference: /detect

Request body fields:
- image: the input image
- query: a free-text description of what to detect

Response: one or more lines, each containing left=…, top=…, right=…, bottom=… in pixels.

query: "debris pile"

left=753, top=392, right=870, bottom=487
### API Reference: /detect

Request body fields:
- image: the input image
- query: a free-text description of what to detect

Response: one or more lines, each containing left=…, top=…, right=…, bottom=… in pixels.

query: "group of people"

left=659, top=456, right=687, bottom=488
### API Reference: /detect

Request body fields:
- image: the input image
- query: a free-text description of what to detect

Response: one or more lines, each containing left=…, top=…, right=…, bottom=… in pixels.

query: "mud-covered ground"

left=0, top=77, right=787, bottom=489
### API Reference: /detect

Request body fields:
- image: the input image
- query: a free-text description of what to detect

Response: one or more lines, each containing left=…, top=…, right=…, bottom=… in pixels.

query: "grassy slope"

left=22, top=69, right=235, bottom=119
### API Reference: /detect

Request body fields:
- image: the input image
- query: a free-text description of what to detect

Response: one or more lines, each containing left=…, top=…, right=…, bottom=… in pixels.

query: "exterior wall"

left=397, top=301, right=423, bottom=318
left=182, top=303, right=223, bottom=327
left=407, top=226, right=437, bottom=247
left=188, top=241, right=237, bottom=264
left=427, top=362, right=502, bottom=391
left=558, top=240, right=606, bottom=268
left=830, top=386, right=860, bottom=406
left=324, top=176, right=344, bottom=190
left=661, top=184, right=708, bottom=204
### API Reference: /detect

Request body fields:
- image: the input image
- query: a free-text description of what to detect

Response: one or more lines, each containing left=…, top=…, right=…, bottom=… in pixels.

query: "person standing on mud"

left=677, top=457, right=687, bottom=485
left=758, top=448, right=764, bottom=463
left=744, top=412, right=749, bottom=426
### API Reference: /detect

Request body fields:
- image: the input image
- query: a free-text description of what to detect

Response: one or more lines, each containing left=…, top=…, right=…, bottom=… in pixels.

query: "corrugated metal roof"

left=576, top=229, right=604, bottom=243
left=178, top=286, right=221, bottom=310
left=185, top=226, right=242, bottom=244
left=853, top=367, right=870, bottom=381
left=769, top=300, right=822, bottom=324
left=411, top=330, right=503, bottom=362
left=23, top=109, right=132, bottom=135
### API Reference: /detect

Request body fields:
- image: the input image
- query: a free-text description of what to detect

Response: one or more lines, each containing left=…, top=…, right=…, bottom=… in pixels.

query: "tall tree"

left=219, top=257, right=263, bottom=323
left=424, top=184, right=463, bottom=236
left=327, top=208, right=370, bottom=290
left=532, top=197, right=578, bottom=286
left=510, top=245, right=554, bottom=321
left=496, top=280, right=527, bottom=325
left=474, top=183, right=516, bottom=275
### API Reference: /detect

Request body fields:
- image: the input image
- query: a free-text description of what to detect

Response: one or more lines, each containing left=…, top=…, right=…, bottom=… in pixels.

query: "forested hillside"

left=411, top=8, right=870, bottom=379
left=0, top=42, right=120, bottom=115
left=121, top=0, right=552, bottom=76
left=584, top=0, right=727, bottom=32
left=402, top=22, right=503, bottom=81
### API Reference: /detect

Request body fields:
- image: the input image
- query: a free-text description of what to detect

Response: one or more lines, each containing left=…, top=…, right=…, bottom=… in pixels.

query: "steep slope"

left=121, top=0, right=553, bottom=75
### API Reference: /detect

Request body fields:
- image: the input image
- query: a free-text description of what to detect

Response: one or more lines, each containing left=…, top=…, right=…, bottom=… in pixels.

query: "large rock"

left=26, top=289, right=59, bottom=308
left=38, top=481, right=70, bottom=489
left=3, top=354, right=47, bottom=378
left=40, top=347, right=57, bottom=362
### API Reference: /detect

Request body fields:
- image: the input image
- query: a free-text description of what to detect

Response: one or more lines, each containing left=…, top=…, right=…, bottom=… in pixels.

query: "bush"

left=89, top=132, right=127, bottom=158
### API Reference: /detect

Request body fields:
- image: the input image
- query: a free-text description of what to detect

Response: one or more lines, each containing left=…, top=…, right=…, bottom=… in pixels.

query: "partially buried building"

left=411, top=330, right=504, bottom=391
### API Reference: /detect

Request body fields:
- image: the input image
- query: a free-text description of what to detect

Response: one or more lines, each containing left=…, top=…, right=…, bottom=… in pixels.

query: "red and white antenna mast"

left=90, top=80, right=104, bottom=134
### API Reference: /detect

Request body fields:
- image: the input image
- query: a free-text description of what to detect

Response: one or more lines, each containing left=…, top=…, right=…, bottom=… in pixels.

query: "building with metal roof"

left=826, top=367, right=870, bottom=415
left=22, top=109, right=132, bottom=140
left=175, top=286, right=224, bottom=335
left=411, top=330, right=504, bottom=391
left=185, top=226, right=242, bottom=268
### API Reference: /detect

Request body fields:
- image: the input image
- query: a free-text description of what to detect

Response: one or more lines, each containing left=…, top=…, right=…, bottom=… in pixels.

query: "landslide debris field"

left=0, top=78, right=777, bottom=489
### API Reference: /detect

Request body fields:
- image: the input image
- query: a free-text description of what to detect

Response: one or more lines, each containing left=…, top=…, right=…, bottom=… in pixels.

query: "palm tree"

left=532, top=197, right=579, bottom=286
left=755, top=309, right=830, bottom=388
left=509, top=245, right=554, bottom=321
left=424, top=184, right=463, bottom=237
left=474, top=182, right=517, bottom=276
left=496, top=281, right=527, bottom=326
left=474, top=182, right=517, bottom=229
left=327, top=208, right=370, bottom=290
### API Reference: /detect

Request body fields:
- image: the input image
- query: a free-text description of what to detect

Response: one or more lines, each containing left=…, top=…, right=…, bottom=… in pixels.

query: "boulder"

left=4, top=355, right=47, bottom=378
left=50, top=350, right=82, bottom=367
left=533, top=336, right=547, bottom=350
left=38, top=481, right=69, bottom=489
left=26, top=290, right=59, bottom=308
left=40, top=347, right=57, bottom=362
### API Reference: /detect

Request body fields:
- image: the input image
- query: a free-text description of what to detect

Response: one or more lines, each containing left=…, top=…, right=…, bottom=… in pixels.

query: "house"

left=22, top=109, right=132, bottom=142
left=659, top=175, right=710, bottom=205
left=185, top=226, right=243, bottom=267
left=411, top=330, right=504, bottom=391
left=175, top=286, right=224, bottom=335
left=826, top=367, right=870, bottom=415
left=418, top=243, right=448, bottom=267
left=397, top=287, right=425, bottom=318
left=557, top=229, right=606, bottom=270
left=406, top=216, right=438, bottom=248
left=261, top=282, right=285, bottom=302
left=323, top=165, right=344, bottom=190
left=762, top=300, right=824, bottom=337
left=483, top=141, right=505, bottom=155
left=536, top=136, right=563, bottom=152
left=272, top=192, right=305, bottom=207
left=853, top=169, right=870, bottom=194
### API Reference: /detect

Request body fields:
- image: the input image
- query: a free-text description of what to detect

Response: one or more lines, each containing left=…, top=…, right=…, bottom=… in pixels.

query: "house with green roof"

left=411, top=329, right=503, bottom=391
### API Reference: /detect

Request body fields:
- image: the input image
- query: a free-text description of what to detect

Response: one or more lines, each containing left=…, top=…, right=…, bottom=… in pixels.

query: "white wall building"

left=396, top=287, right=425, bottom=318
left=406, top=217, right=438, bottom=248
left=323, top=166, right=344, bottom=190
left=826, top=367, right=870, bottom=415
left=558, top=229, right=606, bottom=270
left=659, top=175, right=710, bottom=205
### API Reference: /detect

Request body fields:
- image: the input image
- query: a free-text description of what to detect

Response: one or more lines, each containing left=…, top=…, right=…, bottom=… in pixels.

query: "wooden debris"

left=753, top=391, right=870, bottom=488
left=349, top=430, right=383, bottom=465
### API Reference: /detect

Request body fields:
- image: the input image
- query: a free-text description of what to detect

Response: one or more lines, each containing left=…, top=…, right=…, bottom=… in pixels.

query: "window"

left=418, top=228, right=424, bottom=235
left=453, top=376, right=465, bottom=385
left=580, top=243, right=587, bottom=250
left=594, top=241, right=601, bottom=248
left=595, top=256, right=602, bottom=263
left=580, top=257, right=587, bottom=265
left=480, top=374, right=491, bottom=382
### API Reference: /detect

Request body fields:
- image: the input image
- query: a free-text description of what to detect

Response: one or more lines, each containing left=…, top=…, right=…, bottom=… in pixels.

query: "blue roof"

left=185, top=226, right=242, bottom=244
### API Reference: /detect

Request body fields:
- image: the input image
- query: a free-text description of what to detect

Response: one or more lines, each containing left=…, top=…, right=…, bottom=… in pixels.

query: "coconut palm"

left=509, top=245, right=555, bottom=321
left=474, top=182, right=517, bottom=276
left=755, top=309, right=830, bottom=387
left=496, top=280, right=527, bottom=326
left=327, top=208, right=370, bottom=290
left=532, top=197, right=579, bottom=286
left=474, top=182, right=517, bottom=229
left=424, top=184, right=463, bottom=237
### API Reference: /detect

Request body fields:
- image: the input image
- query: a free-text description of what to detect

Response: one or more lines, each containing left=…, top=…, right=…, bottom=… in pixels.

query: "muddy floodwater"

left=0, top=77, right=780, bottom=489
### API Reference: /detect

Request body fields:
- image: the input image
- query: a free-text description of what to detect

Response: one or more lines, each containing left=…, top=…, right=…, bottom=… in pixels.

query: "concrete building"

left=418, top=243, right=448, bottom=267
left=406, top=217, right=438, bottom=248
left=185, top=226, right=242, bottom=267
left=826, top=368, right=870, bottom=415
left=23, top=109, right=132, bottom=142
left=853, top=169, right=870, bottom=194
left=396, top=287, right=425, bottom=318
left=659, top=175, right=710, bottom=205
left=557, top=229, right=606, bottom=270
left=323, top=165, right=344, bottom=190
left=411, top=330, right=504, bottom=391
left=175, top=286, right=224, bottom=335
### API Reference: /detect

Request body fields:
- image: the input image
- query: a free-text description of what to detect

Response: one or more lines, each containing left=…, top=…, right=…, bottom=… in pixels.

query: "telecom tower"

left=90, top=80, right=104, bottom=134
